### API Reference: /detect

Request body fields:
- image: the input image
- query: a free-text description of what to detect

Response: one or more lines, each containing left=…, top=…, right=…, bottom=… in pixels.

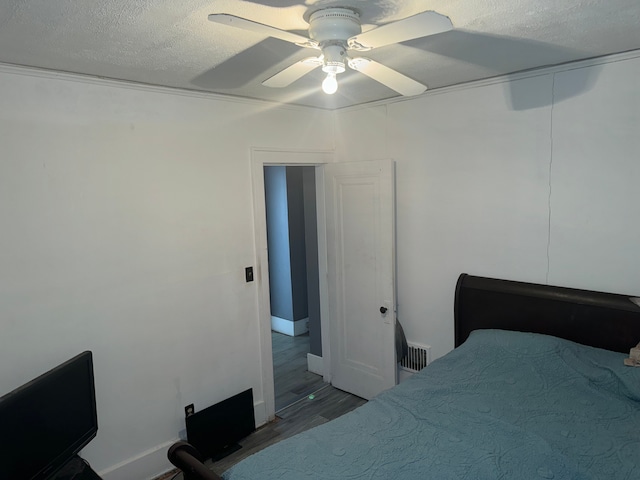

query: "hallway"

left=271, top=331, right=325, bottom=411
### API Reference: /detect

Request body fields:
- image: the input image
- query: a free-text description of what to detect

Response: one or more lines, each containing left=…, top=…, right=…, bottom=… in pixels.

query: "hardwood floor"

left=156, top=331, right=367, bottom=480
left=209, top=384, right=367, bottom=476
left=271, top=331, right=326, bottom=411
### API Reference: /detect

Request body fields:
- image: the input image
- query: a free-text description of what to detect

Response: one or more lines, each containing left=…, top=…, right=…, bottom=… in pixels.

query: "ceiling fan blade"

left=348, top=58, right=427, bottom=96
left=348, top=11, right=452, bottom=51
left=208, top=14, right=318, bottom=48
left=263, top=57, right=323, bottom=88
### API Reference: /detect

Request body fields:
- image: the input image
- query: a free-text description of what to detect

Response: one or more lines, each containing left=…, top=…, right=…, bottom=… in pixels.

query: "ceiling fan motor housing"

left=309, top=8, right=361, bottom=43
left=309, top=8, right=361, bottom=74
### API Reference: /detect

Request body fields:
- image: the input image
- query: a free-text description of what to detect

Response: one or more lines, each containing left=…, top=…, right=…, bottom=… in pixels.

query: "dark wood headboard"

left=454, top=273, right=640, bottom=353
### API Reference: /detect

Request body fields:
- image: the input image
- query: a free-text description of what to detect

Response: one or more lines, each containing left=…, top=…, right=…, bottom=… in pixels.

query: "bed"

left=169, top=273, right=640, bottom=480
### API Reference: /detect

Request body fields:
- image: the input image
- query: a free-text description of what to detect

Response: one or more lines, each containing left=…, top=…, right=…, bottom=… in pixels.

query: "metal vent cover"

left=399, top=342, right=431, bottom=373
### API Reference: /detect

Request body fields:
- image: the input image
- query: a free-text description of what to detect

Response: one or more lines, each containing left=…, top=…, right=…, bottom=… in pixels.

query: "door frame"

left=250, top=147, right=334, bottom=422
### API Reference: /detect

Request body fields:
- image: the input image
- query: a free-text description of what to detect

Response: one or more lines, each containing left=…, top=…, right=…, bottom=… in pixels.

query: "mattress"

left=223, top=329, right=640, bottom=479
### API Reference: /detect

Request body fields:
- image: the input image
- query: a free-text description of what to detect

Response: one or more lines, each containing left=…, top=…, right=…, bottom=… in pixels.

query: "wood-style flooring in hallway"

left=271, top=331, right=326, bottom=411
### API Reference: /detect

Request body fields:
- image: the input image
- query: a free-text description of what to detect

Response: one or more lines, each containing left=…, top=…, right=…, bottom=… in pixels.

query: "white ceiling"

left=1, top=0, right=640, bottom=109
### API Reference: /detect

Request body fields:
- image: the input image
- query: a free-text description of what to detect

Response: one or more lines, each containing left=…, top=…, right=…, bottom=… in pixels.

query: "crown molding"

left=0, top=62, right=325, bottom=113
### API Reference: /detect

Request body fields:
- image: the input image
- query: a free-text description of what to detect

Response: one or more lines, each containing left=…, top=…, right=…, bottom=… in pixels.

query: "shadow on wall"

left=417, top=30, right=602, bottom=111
left=507, top=62, right=601, bottom=110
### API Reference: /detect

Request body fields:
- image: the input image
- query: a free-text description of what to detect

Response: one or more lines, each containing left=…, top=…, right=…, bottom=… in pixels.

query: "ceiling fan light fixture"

left=321, top=43, right=346, bottom=74
left=322, top=72, right=338, bottom=95
left=322, top=61, right=345, bottom=75
left=320, top=42, right=345, bottom=93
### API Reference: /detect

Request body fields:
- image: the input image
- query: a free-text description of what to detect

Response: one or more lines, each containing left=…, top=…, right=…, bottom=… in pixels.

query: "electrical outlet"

left=185, top=404, right=194, bottom=417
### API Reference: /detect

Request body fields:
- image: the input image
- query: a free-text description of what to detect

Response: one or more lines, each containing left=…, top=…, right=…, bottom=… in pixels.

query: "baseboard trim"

left=98, top=400, right=267, bottom=480
left=253, top=400, right=268, bottom=428
left=97, top=439, right=176, bottom=480
left=398, top=367, right=415, bottom=384
left=271, top=316, right=309, bottom=337
left=307, top=353, right=323, bottom=375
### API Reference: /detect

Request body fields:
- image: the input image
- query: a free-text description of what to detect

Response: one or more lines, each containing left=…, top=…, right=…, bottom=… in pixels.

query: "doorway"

left=264, top=165, right=326, bottom=411
left=252, top=150, right=397, bottom=423
left=250, top=148, right=334, bottom=422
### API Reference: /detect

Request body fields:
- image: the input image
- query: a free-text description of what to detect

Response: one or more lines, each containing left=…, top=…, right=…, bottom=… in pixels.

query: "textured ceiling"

left=1, top=0, right=640, bottom=109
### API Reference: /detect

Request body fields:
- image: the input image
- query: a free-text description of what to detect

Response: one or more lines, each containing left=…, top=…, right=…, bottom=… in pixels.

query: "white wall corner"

left=307, top=353, right=324, bottom=376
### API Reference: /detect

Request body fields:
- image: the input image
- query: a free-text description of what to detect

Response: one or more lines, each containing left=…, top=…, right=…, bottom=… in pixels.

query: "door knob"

left=380, top=306, right=388, bottom=314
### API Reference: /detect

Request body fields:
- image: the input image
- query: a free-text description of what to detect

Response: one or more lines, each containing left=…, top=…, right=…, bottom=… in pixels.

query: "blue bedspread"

left=223, top=330, right=640, bottom=479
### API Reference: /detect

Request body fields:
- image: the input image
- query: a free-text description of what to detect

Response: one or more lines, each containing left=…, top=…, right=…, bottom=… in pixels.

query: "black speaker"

left=186, top=389, right=256, bottom=461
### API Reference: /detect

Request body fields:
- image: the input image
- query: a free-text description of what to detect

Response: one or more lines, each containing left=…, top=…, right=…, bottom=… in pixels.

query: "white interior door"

left=324, top=159, right=396, bottom=400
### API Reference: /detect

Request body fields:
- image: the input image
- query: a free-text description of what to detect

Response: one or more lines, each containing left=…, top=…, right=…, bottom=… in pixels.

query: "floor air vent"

left=399, top=343, right=431, bottom=373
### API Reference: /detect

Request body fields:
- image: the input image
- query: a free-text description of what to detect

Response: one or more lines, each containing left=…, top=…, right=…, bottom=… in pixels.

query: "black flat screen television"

left=186, top=388, right=255, bottom=461
left=0, top=351, right=98, bottom=479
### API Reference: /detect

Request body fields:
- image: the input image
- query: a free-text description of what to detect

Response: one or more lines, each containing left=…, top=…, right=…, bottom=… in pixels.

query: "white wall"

left=549, top=59, right=640, bottom=291
left=3, top=50, right=640, bottom=479
left=334, top=53, right=640, bottom=360
left=0, top=66, right=332, bottom=479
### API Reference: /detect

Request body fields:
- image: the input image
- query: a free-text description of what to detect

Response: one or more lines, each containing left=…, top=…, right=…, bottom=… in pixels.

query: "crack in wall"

left=546, top=73, right=556, bottom=284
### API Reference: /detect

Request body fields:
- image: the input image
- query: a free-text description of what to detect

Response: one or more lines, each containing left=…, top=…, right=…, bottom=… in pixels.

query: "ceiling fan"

left=208, top=6, right=453, bottom=96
